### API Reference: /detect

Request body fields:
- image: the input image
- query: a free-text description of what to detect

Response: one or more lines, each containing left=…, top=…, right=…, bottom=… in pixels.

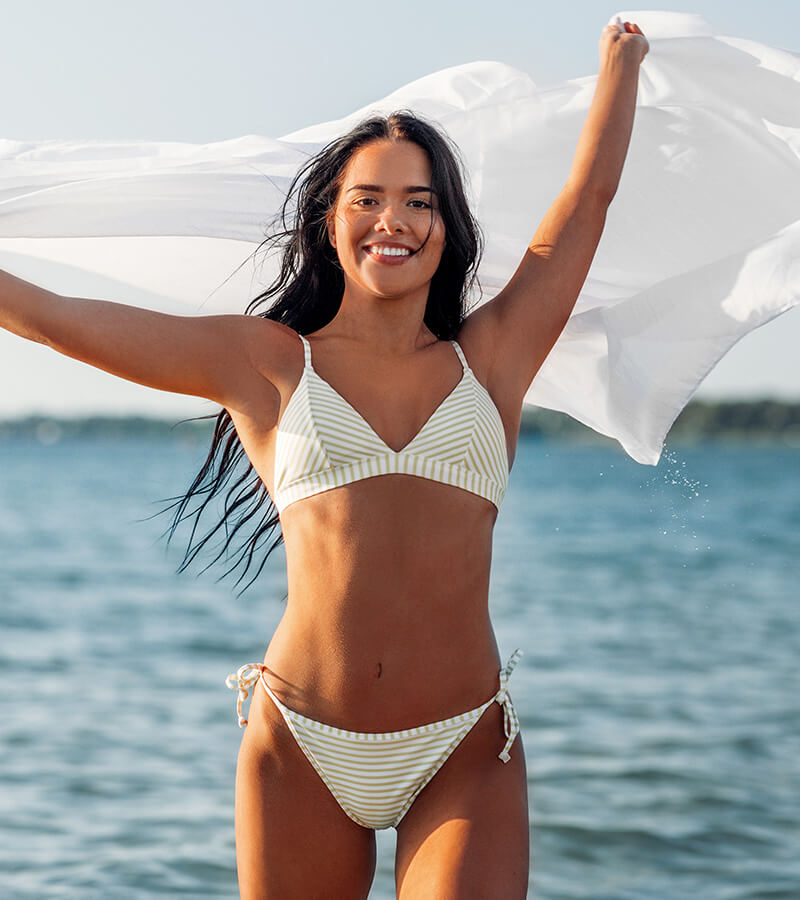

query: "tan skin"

left=0, top=22, right=647, bottom=899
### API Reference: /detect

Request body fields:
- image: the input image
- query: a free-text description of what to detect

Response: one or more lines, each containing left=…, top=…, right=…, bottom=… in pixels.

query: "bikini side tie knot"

left=225, top=662, right=268, bottom=727
left=496, top=648, right=523, bottom=763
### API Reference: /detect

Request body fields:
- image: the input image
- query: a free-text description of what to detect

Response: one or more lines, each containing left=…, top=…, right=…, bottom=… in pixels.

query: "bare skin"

left=0, top=21, right=647, bottom=899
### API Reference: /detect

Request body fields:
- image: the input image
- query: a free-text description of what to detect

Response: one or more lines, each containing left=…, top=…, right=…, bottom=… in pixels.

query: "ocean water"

left=0, top=433, right=798, bottom=899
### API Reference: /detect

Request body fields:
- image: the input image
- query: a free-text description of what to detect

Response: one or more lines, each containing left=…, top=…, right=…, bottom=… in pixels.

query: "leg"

left=235, top=683, right=377, bottom=900
left=394, top=702, right=529, bottom=900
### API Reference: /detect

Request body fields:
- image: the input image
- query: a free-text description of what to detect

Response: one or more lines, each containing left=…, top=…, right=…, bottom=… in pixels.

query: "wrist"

left=599, top=45, right=645, bottom=80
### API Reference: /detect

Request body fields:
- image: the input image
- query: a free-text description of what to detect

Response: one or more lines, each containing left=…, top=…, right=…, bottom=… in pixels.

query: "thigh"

left=394, top=702, right=530, bottom=900
left=235, top=683, right=376, bottom=900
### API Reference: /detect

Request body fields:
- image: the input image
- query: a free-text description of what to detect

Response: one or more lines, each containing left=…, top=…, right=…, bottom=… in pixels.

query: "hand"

left=600, top=18, right=649, bottom=66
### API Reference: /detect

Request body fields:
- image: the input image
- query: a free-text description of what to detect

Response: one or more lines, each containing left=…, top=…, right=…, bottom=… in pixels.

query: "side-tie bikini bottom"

left=225, top=649, right=523, bottom=830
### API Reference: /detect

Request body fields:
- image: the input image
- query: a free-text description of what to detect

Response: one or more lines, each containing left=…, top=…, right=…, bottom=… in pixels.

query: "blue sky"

left=5, top=1, right=797, bottom=143
left=1, top=1, right=798, bottom=416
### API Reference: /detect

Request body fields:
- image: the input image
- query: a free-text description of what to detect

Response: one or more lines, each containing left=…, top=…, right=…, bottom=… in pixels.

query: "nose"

left=375, top=203, right=406, bottom=234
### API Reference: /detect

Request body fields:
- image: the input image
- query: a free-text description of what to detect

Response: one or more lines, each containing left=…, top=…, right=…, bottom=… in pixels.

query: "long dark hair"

left=164, top=111, right=484, bottom=591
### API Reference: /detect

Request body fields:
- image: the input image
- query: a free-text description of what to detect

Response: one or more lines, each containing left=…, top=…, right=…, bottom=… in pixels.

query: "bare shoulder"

left=235, top=316, right=304, bottom=390
left=213, top=316, right=304, bottom=431
left=454, top=302, right=500, bottom=387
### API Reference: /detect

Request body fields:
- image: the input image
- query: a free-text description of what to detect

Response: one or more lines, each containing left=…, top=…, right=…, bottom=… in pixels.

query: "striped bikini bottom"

left=225, top=649, right=523, bottom=830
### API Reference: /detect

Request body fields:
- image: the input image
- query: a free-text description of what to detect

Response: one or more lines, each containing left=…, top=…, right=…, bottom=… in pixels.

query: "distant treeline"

left=0, top=414, right=213, bottom=443
left=520, top=399, right=800, bottom=446
left=1, top=400, right=799, bottom=446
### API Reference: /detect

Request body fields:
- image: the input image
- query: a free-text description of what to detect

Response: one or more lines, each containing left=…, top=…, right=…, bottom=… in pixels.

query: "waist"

left=261, top=602, right=500, bottom=731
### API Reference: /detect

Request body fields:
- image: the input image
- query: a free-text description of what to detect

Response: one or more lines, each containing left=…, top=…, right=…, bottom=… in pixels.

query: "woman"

left=0, top=20, right=647, bottom=899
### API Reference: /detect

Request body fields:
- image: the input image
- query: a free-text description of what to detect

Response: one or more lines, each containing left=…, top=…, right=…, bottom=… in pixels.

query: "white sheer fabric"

left=1, top=10, right=797, bottom=463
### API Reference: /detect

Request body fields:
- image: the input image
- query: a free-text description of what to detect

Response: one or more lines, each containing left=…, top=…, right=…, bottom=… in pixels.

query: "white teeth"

left=371, top=246, right=410, bottom=257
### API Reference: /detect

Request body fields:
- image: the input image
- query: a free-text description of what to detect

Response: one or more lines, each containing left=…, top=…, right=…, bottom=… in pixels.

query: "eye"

left=408, top=198, right=432, bottom=209
left=353, top=196, right=378, bottom=207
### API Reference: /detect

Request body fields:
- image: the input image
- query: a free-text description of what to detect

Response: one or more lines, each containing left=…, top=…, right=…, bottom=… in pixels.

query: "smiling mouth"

left=365, top=244, right=417, bottom=258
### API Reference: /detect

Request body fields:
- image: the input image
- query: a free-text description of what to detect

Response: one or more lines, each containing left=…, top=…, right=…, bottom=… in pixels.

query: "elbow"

left=24, top=315, right=56, bottom=349
left=588, top=182, right=616, bottom=209
left=31, top=291, right=71, bottom=349
left=567, top=178, right=616, bottom=209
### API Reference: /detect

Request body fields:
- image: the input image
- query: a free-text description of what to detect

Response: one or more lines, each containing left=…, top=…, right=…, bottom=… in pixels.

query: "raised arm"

left=462, top=21, right=649, bottom=407
left=0, top=267, right=285, bottom=419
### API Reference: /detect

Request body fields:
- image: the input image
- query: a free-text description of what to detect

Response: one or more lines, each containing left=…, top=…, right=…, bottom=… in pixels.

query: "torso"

left=228, top=324, right=523, bottom=730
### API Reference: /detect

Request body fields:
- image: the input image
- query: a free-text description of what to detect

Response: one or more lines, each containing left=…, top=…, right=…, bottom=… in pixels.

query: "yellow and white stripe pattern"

left=226, top=649, right=523, bottom=830
left=273, top=336, right=509, bottom=514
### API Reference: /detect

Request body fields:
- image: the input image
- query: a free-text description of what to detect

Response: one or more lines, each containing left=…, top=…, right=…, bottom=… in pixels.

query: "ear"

left=326, top=213, right=337, bottom=249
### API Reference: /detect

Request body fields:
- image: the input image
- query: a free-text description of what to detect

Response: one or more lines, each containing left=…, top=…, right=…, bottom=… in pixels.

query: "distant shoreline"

left=520, top=400, right=800, bottom=448
left=1, top=399, right=799, bottom=447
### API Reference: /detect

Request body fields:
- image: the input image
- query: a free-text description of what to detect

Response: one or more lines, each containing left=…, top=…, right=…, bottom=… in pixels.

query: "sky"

left=1, top=0, right=798, bottom=418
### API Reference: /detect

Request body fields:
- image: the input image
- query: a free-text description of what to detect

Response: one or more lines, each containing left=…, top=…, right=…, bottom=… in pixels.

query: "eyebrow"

left=346, top=183, right=437, bottom=195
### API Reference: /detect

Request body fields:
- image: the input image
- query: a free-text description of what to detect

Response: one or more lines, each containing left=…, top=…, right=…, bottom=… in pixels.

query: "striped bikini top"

left=273, top=335, right=509, bottom=513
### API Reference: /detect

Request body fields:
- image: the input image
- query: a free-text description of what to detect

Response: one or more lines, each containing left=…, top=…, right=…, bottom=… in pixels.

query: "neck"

left=326, top=283, right=436, bottom=355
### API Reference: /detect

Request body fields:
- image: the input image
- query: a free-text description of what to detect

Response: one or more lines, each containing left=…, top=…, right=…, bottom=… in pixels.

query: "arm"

left=462, top=21, right=649, bottom=404
left=0, top=267, right=284, bottom=417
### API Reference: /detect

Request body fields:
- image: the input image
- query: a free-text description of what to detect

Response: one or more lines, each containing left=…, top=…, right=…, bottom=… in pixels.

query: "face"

left=328, top=139, right=446, bottom=303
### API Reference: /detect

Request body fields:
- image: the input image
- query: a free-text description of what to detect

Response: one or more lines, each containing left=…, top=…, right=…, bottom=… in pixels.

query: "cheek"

left=429, top=213, right=446, bottom=247
left=430, top=221, right=447, bottom=261
left=332, top=209, right=367, bottom=251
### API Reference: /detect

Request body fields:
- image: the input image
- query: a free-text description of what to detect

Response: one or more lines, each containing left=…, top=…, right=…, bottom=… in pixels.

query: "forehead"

left=341, top=139, right=432, bottom=186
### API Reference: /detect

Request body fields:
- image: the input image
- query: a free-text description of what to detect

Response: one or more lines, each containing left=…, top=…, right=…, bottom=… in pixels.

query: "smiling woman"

left=0, top=20, right=655, bottom=900
left=2, top=8, right=800, bottom=896
left=179, top=22, right=649, bottom=889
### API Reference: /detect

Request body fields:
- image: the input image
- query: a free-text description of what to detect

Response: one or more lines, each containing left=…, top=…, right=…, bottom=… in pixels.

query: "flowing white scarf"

left=1, top=11, right=797, bottom=463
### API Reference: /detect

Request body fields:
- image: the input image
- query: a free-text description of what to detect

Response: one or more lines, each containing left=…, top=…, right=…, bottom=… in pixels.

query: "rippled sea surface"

left=1, top=434, right=798, bottom=899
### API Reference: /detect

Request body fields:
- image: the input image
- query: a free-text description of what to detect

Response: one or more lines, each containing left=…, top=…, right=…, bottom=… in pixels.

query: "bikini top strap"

left=450, top=339, right=470, bottom=372
left=298, top=334, right=313, bottom=369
